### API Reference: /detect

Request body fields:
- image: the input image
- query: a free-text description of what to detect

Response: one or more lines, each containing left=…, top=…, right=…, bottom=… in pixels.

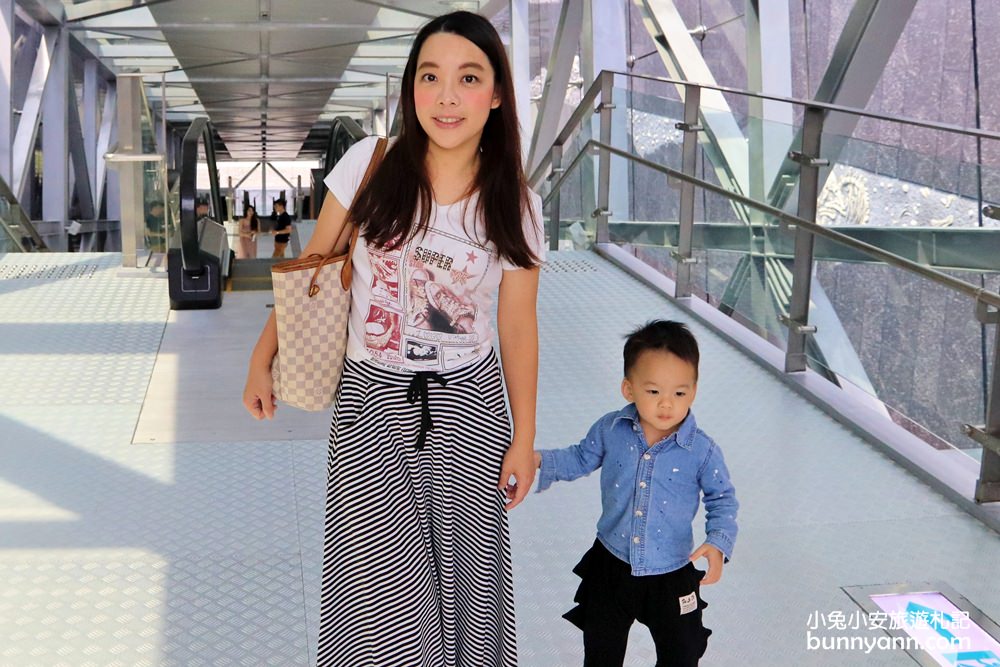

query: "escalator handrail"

left=178, top=117, right=223, bottom=275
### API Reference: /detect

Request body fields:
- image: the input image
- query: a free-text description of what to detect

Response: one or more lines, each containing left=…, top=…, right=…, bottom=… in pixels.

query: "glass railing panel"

left=809, top=126, right=1000, bottom=279
left=690, top=192, right=787, bottom=348
left=810, top=256, right=989, bottom=460
left=542, top=127, right=595, bottom=250
left=621, top=87, right=685, bottom=163
left=607, top=86, right=685, bottom=277
left=142, top=159, right=169, bottom=254
left=0, top=197, right=18, bottom=253
left=609, top=156, right=681, bottom=281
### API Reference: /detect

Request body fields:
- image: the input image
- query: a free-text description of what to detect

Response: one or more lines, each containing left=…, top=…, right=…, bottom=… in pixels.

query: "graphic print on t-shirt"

left=363, top=303, right=402, bottom=359
left=368, top=247, right=401, bottom=303
left=361, top=224, right=494, bottom=370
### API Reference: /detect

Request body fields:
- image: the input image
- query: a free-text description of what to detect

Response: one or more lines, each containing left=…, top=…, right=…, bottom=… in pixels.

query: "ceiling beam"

left=156, top=76, right=372, bottom=83
left=66, top=0, right=178, bottom=23
left=66, top=22, right=419, bottom=32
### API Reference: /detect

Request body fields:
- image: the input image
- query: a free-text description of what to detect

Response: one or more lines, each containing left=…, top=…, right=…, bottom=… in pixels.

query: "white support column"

left=112, top=73, right=146, bottom=266
left=0, top=0, right=13, bottom=186
left=509, top=0, right=530, bottom=165
left=42, top=26, right=69, bottom=232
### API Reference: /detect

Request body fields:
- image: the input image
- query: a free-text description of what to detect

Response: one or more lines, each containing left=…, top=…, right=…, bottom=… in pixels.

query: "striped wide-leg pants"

left=316, top=349, right=518, bottom=667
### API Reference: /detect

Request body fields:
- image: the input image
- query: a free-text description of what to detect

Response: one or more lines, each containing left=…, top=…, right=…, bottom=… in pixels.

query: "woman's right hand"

left=243, top=362, right=277, bottom=419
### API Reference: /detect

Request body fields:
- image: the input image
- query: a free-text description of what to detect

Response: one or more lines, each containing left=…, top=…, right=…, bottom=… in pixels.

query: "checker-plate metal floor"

left=1, top=250, right=996, bottom=666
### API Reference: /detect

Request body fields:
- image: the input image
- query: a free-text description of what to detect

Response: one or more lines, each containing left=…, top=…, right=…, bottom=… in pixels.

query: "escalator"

left=224, top=116, right=369, bottom=293
left=167, top=117, right=228, bottom=309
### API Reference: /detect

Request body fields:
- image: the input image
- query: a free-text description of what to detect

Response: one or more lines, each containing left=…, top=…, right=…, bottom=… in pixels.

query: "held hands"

left=497, top=440, right=536, bottom=511
left=243, top=362, right=277, bottom=419
left=689, top=543, right=725, bottom=585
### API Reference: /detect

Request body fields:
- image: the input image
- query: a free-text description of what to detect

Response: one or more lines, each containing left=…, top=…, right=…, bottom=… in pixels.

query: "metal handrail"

left=547, top=138, right=1000, bottom=310
left=612, top=70, right=1000, bottom=142
left=178, top=117, right=222, bottom=275
left=324, top=116, right=368, bottom=177
left=0, top=175, right=47, bottom=251
left=528, top=76, right=605, bottom=187
left=531, top=69, right=1000, bottom=189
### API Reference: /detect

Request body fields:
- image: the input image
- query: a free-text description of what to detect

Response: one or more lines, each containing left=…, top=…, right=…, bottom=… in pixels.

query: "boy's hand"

left=689, top=543, right=725, bottom=585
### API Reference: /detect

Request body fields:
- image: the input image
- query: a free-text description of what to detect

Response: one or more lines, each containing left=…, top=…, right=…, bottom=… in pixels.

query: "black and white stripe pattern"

left=317, top=350, right=517, bottom=666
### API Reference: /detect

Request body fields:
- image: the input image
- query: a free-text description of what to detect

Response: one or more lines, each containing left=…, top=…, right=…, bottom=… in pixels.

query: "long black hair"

left=350, top=11, right=539, bottom=268
left=244, top=205, right=259, bottom=232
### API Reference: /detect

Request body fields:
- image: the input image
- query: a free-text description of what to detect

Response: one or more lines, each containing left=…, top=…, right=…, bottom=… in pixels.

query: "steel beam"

left=83, top=60, right=99, bottom=204
left=66, top=22, right=418, bottom=32
left=636, top=0, right=748, bottom=201
left=95, top=85, right=115, bottom=216
left=746, top=0, right=793, bottom=206
left=767, top=0, right=918, bottom=210
left=12, top=27, right=56, bottom=200
left=67, top=71, right=95, bottom=219
left=605, top=222, right=1000, bottom=273
left=0, top=0, right=12, bottom=185
left=42, top=26, right=68, bottom=232
left=527, top=0, right=584, bottom=174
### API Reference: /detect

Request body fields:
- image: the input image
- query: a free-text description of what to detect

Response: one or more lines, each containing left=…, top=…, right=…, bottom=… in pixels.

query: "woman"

left=243, top=11, right=544, bottom=666
left=236, top=205, right=258, bottom=259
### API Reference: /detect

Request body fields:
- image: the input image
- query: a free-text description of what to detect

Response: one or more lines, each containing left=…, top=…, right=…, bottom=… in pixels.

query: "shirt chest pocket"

left=664, top=462, right=700, bottom=486
left=656, top=463, right=702, bottom=505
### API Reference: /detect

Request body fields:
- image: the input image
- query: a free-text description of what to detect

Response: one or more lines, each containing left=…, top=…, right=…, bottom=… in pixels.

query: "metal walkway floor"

left=1, top=251, right=997, bottom=666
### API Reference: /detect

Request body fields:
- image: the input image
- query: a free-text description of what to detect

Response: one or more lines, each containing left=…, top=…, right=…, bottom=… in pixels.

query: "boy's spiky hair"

left=623, top=320, right=699, bottom=379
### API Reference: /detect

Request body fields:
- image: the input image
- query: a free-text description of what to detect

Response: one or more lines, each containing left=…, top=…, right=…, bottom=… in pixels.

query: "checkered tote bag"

left=270, top=137, right=386, bottom=411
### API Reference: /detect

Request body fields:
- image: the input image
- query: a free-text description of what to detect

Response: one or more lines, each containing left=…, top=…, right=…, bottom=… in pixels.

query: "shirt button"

left=633, top=536, right=641, bottom=544
left=639, top=481, right=647, bottom=489
left=635, top=510, right=643, bottom=517
left=643, top=453, right=651, bottom=460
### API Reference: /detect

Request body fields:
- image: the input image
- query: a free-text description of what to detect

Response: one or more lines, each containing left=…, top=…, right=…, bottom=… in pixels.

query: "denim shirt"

left=537, top=405, right=739, bottom=576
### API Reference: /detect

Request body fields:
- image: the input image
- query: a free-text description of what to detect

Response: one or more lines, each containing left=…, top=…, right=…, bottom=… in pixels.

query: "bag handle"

left=307, top=137, right=388, bottom=296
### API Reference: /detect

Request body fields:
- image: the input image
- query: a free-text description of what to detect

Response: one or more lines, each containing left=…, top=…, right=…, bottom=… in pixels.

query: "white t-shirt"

left=323, top=136, right=546, bottom=372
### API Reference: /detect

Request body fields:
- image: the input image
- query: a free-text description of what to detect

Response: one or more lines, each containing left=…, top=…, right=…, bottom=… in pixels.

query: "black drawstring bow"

left=406, top=371, right=448, bottom=450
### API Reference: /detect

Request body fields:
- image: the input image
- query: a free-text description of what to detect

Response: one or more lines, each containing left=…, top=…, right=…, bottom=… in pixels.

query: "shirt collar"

left=614, top=403, right=698, bottom=450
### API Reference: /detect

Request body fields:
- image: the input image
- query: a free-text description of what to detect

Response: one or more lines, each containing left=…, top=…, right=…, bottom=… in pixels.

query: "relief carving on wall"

left=817, top=172, right=871, bottom=226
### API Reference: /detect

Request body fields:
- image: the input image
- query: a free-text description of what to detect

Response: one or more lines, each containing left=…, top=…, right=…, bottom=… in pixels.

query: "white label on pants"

left=679, top=592, right=697, bottom=615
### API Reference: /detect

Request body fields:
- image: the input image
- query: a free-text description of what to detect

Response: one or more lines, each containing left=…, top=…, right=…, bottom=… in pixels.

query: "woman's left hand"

left=497, top=441, right=535, bottom=511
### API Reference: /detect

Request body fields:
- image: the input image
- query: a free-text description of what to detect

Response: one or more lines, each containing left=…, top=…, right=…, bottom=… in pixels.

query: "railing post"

left=783, top=106, right=827, bottom=372
left=595, top=70, right=614, bottom=243
left=673, top=83, right=702, bottom=298
left=548, top=142, right=562, bottom=251
left=970, top=302, right=1000, bottom=502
